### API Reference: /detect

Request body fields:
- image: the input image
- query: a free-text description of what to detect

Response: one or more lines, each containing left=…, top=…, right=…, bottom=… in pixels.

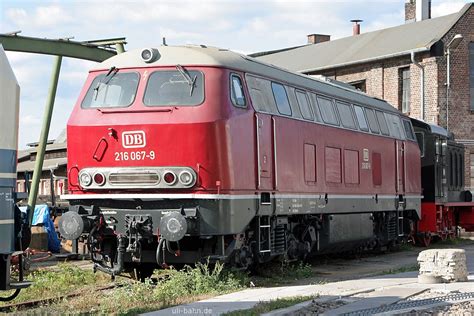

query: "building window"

left=400, top=67, right=410, bottom=113
left=350, top=80, right=366, bottom=92
left=470, top=42, right=474, bottom=111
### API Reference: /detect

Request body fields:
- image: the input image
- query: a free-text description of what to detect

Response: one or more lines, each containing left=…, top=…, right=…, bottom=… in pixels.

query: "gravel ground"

left=428, top=300, right=474, bottom=315
left=395, top=289, right=474, bottom=315
left=396, top=301, right=474, bottom=315
left=292, top=299, right=346, bottom=315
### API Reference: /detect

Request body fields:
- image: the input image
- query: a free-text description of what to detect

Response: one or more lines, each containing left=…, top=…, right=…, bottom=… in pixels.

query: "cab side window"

left=230, top=74, right=246, bottom=108
left=271, top=82, right=292, bottom=116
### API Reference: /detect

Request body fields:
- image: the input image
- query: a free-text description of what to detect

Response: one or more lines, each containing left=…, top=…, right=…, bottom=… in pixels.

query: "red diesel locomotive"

left=58, top=45, right=469, bottom=279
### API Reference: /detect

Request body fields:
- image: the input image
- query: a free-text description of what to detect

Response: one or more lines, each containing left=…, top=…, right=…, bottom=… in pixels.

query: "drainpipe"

left=411, top=51, right=424, bottom=120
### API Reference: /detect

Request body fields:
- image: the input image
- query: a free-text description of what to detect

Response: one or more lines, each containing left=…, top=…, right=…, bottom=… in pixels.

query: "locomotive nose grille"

left=109, top=172, right=159, bottom=185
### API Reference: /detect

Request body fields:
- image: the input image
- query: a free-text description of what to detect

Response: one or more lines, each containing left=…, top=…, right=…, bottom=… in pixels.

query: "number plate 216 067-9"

left=114, top=150, right=156, bottom=161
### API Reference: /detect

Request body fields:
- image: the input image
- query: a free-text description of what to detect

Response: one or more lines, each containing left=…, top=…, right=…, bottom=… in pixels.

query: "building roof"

left=254, top=3, right=472, bottom=73
left=17, top=157, right=67, bottom=173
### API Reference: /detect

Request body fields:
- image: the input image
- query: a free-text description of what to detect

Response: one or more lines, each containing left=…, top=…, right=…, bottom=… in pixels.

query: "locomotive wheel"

left=447, top=231, right=457, bottom=241
left=135, top=263, right=156, bottom=282
left=417, top=233, right=432, bottom=247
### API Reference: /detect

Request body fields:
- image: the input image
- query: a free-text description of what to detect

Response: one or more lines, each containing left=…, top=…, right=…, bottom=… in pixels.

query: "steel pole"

left=27, top=55, right=62, bottom=224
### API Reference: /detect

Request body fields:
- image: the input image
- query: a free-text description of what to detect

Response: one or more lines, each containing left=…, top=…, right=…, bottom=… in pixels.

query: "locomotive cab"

left=411, top=119, right=471, bottom=204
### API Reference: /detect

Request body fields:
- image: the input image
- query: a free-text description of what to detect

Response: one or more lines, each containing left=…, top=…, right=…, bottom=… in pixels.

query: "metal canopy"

left=0, top=32, right=126, bottom=224
left=0, top=34, right=126, bottom=62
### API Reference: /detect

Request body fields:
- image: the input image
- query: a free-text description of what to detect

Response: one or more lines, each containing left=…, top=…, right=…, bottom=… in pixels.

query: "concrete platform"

left=142, top=244, right=474, bottom=316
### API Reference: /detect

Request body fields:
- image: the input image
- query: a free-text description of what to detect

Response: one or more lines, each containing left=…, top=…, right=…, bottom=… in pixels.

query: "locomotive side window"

left=336, top=101, right=357, bottom=129
left=246, top=75, right=277, bottom=113
left=353, top=105, right=369, bottom=132
left=365, top=108, right=380, bottom=134
left=308, top=93, right=322, bottom=122
left=230, top=74, right=246, bottom=108
left=295, top=90, right=314, bottom=120
left=375, top=111, right=390, bottom=136
left=402, top=119, right=416, bottom=141
left=144, top=70, right=204, bottom=106
left=386, top=114, right=404, bottom=139
left=271, top=82, right=292, bottom=116
left=317, top=96, right=339, bottom=126
left=82, top=72, right=139, bottom=108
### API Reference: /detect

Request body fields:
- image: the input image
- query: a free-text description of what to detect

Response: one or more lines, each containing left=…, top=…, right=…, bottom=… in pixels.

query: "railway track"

left=0, top=283, right=118, bottom=312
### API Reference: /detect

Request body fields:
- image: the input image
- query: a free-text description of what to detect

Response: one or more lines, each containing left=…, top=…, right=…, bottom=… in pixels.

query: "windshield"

left=81, top=72, right=139, bottom=108
left=143, top=69, right=204, bottom=106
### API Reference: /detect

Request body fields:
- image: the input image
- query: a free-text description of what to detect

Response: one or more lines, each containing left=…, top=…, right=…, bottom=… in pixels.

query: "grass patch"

left=223, top=296, right=315, bottom=316
left=253, top=260, right=314, bottom=286
left=0, top=263, right=110, bottom=306
left=25, top=261, right=248, bottom=315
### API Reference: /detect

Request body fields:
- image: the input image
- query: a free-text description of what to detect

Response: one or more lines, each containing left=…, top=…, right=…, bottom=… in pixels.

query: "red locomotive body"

left=61, top=46, right=423, bottom=278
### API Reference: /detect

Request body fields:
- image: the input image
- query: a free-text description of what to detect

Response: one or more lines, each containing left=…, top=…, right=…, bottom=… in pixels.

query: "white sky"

left=0, top=0, right=469, bottom=149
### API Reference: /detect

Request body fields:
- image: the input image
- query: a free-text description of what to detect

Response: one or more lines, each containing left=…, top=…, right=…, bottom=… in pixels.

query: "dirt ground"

left=293, top=238, right=474, bottom=285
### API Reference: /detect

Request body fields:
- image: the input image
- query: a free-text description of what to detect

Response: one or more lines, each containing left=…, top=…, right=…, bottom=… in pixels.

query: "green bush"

left=99, top=261, right=248, bottom=314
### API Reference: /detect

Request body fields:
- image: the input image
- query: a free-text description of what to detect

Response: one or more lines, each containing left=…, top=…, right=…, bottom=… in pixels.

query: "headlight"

left=79, top=172, right=92, bottom=187
left=179, top=170, right=194, bottom=186
left=141, top=48, right=159, bottom=63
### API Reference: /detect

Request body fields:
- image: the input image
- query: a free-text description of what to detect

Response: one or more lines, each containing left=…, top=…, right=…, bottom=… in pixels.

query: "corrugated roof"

left=255, top=4, right=472, bottom=73
left=17, top=157, right=67, bottom=173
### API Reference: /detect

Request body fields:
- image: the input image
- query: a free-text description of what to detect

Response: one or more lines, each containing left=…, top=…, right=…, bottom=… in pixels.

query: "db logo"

left=122, top=131, right=146, bottom=148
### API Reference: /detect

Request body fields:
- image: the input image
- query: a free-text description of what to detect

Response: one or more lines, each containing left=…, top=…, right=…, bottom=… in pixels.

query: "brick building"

left=16, top=133, right=68, bottom=207
left=254, top=1, right=474, bottom=189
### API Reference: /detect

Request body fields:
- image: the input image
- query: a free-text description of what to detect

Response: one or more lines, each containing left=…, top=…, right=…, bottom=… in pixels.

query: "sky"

left=0, top=0, right=470, bottom=149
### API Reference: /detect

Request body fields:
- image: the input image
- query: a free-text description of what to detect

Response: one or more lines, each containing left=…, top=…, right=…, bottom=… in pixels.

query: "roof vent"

left=350, top=19, right=363, bottom=36
left=307, top=34, right=331, bottom=44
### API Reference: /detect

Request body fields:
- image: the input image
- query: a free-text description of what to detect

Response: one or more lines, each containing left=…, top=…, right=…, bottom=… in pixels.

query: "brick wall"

left=437, top=6, right=474, bottom=188
left=313, top=5, right=474, bottom=188
left=405, top=0, right=416, bottom=22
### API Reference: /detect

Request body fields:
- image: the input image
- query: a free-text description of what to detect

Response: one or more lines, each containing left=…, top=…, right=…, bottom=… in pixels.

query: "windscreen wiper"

left=93, top=66, right=119, bottom=100
left=176, top=64, right=197, bottom=96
